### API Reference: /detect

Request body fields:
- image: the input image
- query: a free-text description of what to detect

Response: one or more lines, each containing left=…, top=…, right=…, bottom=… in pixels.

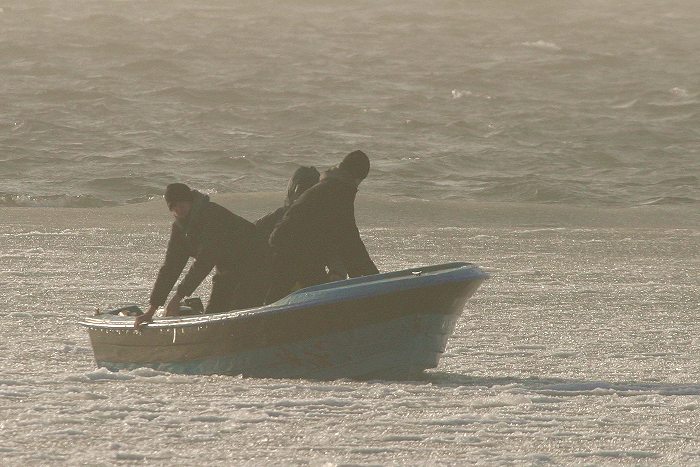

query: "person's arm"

left=339, top=225, right=378, bottom=277
left=254, top=207, right=285, bottom=243
left=137, top=280, right=187, bottom=327
left=148, top=227, right=189, bottom=306
left=325, top=253, right=348, bottom=282
left=164, top=293, right=185, bottom=316
left=269, top=194, right=309, bottom=250
left=336, top=203, right=378, bottom=277
left=175, top=240, right=218, bottom=302
left=174, top=214, right=237, bottom=302
left=269, top=211, right=293, bottom=250
left=134, top=304, right=158, bottom=329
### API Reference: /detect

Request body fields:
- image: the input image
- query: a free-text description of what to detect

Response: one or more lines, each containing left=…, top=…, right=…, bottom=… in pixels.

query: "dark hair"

left=164, top=183, right=193, bottom=208
left=339, top=150, right=370, bottom=180
left=286, top=166, right=320, bottom=205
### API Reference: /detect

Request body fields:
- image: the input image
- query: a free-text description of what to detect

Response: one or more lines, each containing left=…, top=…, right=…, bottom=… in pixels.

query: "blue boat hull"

left=81, top=263, right=487, bottom=380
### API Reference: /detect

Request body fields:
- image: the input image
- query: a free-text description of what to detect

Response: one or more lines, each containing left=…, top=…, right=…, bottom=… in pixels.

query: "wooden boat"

left=79, top=262, right=488, bottom=380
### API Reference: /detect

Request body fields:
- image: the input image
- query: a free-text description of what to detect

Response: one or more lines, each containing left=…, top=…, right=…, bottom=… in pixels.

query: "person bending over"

left=134, top=183, right=269, bottom=328
left=255, top=165, right=348, bottom=284
left=265, top=150, right=379, bottom=303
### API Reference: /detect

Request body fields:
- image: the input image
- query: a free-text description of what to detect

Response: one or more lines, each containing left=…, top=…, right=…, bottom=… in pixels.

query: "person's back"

left=178, top=200, right=268, bottom=289
left=254, top=166, right=320, bottom=242
left=266, top=150, right=378, bottom=302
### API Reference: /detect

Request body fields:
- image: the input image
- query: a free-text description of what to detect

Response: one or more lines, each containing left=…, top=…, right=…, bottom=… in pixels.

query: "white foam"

left=68, top=368, right=135, bottom=382
left=522, top=40, right=561, bottom=51
left=127, top=367, right=169, bottom=378
left=190, top=415, right=228, bottom=423
left=273, top=398, right=357, bottom=408
left=451, top=89, right=473, bottom=99
left=0, top=229, right=81, bottom=237
left=472, top=395, right=531, bottom=408
left=670, top=87, right=689, bottom=97
left=424, top=415, right=485, bottom=426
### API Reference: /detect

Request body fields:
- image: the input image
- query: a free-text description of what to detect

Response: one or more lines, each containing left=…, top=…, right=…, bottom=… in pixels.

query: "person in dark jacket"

left=265, top=150, right=379, bottom=303
left=134, top=183, right=269, bottom=328
left=256, top=165, right=348, bottom=286
left=254, top=166, right=320, bottom=241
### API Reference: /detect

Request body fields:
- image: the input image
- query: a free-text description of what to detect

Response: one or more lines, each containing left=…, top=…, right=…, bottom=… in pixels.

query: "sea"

left=1, top=0, right=699, bottom=465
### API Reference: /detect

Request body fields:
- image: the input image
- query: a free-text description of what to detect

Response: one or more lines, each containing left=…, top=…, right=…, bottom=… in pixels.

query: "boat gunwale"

left=79, top=262, right=488, bottom=330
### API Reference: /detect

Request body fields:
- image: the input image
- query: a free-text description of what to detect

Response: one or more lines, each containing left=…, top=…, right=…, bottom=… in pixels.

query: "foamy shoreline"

left=3, top=193, right=698, bottom=230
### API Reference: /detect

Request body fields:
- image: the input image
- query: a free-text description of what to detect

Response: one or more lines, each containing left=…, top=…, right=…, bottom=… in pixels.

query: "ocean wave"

left=0, top=193, right=116, bottom=208
left=141, top=86, right=250, bottom=105
left=653, top=175, right=698, bottom=187
left=522, top=40, right=561, bottom=51
left=81, top=176, right=161, bottom=198
left=468, top=176, right=616, bottom=205
left=67, top=13, right=138, bottom=30
left=35, top=88, right=109, bottom=103
left=639, top=196, right=698, bottom=206
left=609, top=89, right=700, bottom=111
left=82, top=41, right=151, bottom=57
left=6, top=119, right=88, bottom=137
left=0, top=40, right=46, bottom=60
left=117, top=58, right=185, bottom=75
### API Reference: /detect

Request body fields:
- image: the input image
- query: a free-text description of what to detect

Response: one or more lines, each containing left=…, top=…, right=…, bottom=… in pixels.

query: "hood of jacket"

left=320, top=166, right=360, bottom=192
left=174, top=190, right=210, bottom=233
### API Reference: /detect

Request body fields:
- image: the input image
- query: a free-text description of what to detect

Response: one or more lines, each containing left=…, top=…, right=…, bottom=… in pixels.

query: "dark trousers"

left=264, top=254, right=328, bottom=304
left=206, top=270, right=268, bottom=313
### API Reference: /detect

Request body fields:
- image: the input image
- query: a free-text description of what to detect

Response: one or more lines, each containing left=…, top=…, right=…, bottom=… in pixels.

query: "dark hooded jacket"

left=254, top=166, right=320, bottom=241
left=149, top=191, right=269, bottom=308
left=268, top=166, right=378, bottom=288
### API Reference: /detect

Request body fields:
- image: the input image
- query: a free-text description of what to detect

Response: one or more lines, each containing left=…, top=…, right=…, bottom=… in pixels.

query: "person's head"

left=339, top=150, right=370, bottom=184
left=164, top=183, right=193, bottom=220
left=287, top=166, right=320, bottom=204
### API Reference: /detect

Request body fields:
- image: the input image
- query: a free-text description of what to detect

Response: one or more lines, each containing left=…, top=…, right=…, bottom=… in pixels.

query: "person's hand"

left=134, top=305, right=156, bottom=330
left=165, top=294, right=183, bottom=317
